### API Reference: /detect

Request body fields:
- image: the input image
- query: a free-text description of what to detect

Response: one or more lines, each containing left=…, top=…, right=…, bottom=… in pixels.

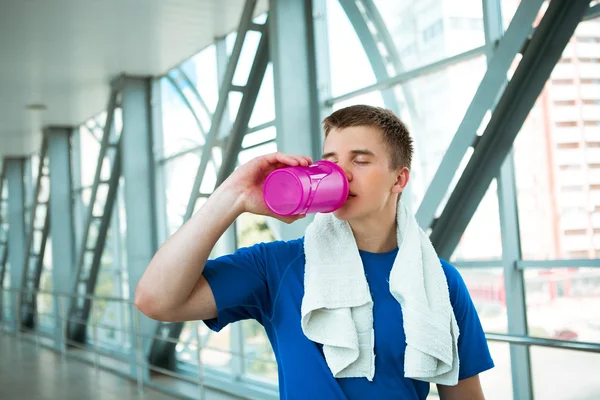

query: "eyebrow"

left=322, top=149, right=376, bottom=159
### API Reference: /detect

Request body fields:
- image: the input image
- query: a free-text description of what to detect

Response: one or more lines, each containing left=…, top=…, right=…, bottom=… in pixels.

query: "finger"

left=276, top=214, right=306, bottom=224
left=274, top=152, right=315, bottom=167
left=274, top=152, right=301, bottom=166
left=287, top=155, right=311, bottom=166
left=297, top=156, right=312, bottom=166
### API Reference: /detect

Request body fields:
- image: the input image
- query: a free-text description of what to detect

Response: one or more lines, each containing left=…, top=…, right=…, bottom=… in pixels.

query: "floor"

left=0, top=334, right=240, bottom=400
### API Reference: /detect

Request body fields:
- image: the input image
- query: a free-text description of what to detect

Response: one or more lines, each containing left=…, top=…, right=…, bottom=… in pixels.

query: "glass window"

left=531, top=347, right=600, bottom=399
left=243, top=319, right=277, bottom=383
left=79, top=126, right=101, bottom=188
left=514, top=24, right=600, bottom=260
left=398, top=55, right=488, bottom=209
left=374, top=0, right=485, bottom=71
left=181, top=44, right=219, bottom=114
left=201, top=323, right=233, bottom=372
left=37, top=264, right=54, bottom=333
left=236, top=214, right=277, bottom=382
left=501, top=0, right=548, bottom=34
left=232, top=30, right=263, bottom=87
left=242, top=125, right=276, bottom=150
left=332, top=91, right=385, bottom=111
left=1, top=263, right=12, bottom=321
left=237, top=140, right=277, bottom=167
left=248, top=63, right=275, bottom=129
left=162, top=152, right=202, bottom=235
left=161, top=78, right=205, bottom=158
left=525, top=267, right=600, bottom=343
left=326, top=0, right=377, bottom=98
left=177, top=321, right=200, bottom=365
left=236, top=213, right=276, bottom=252
left=422, top=19, right=444, bottom=43
left=451, top=181, right=503, bottom=262
left=458, top=267, right=507, bottom=334
left=479, top=342, right=514, bottom=400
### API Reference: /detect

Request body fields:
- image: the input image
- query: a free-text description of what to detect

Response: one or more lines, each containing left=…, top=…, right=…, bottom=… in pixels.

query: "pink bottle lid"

left=263, top=160, right=349, bottom=216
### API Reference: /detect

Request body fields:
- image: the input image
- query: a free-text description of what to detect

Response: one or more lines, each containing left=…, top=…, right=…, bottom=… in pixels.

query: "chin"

left=332, top=201, right=358, bottom=221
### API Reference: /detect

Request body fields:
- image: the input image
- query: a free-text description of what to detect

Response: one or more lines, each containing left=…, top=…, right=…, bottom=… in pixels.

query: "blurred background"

left=0, top=0, right=599, bottom=399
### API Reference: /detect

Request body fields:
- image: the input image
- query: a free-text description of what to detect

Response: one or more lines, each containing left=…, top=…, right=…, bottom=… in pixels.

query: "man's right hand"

left=136, top=152, right=313, bottom=322
left=222, top=152, right=313, bottom=224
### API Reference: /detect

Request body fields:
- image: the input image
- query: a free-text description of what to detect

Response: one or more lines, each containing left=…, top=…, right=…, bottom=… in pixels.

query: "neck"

left=349, top=202, right=398, bottom=253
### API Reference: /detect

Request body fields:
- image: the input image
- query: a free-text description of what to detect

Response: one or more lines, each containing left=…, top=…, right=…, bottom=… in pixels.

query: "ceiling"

left=0, top=0, right=267, bottom=159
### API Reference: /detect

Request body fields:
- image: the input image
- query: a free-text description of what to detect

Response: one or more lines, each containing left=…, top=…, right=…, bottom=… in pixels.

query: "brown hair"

left=322, top=105, right=413, bottom=171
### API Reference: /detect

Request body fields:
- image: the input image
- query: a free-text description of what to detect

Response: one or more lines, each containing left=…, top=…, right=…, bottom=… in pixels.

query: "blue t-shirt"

left=202, top=238, right=494, bottom=400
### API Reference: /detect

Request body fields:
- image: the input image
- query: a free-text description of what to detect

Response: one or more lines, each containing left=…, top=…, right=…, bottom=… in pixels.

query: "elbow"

left=134, top=284, right=164, bottom=321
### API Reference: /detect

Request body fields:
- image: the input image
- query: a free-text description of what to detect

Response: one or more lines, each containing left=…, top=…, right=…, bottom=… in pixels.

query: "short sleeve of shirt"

left=441, top=259, right=495, bottom=380
left=202, top=243, right=271, bottom=332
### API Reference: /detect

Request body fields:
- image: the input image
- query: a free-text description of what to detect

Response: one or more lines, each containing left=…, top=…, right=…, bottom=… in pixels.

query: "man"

left=135, top=105, right=494, bottom=399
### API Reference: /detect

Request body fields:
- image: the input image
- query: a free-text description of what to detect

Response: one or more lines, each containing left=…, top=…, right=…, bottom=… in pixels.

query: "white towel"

left=301, top=201, right=460, bottom=385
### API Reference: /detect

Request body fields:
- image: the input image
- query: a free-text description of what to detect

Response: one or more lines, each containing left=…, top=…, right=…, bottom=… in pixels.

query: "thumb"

left=276, top=214, right=307, bottom=224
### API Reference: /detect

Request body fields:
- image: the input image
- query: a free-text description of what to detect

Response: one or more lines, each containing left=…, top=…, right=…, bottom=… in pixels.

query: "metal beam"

left=5, top=158, right=26, bottom=330
left=517, top=259, right=600, bottom=269
left=184, top=0, right=259, bottom=222
left=338, top=0, right=422, bottom=208
left=338, top=0, right=401, bottom=112
left=67, top=89, right=119, bottom=343
left=486, top=332, right=600, bottom=353
left=269, top=0, right=323, bottom=240
left=583, top=4, right=600, bottom=21
left=498, top=153, right=533, bottom=400
left=149, top=74, right=182, bottom=370
left=484, top=1, right=533, bottom=397
left=218, top=32, right=244, bottom=378
left=170, top=67, right=213, bottom=120
left=154, top=18, right=271, bottom=373
left=452, top=260, right=504, bottom=269
left=248, top=120, right=275, bottom=135
left=150, top=9, right=266, bottom=367
left=217, top=29, right=269, bottom=184
left=148, top=31, right=253, bottom=371
left=71, top=128, right=85, bottom=255
left=416, top=0, right=545, bottom=230
left=119, top=76, right=163, bottom=376
left=313, top=0, right=332, bottom=123
left=165, top=73, right=208, bottom=137
left=45, top=126, right=77, bottom=347
left=20, top=139, right=50, bottom=330
left=340, top=0, right=420, bottom=125
left=326, top=45, right=486, bottom=106
left=151, top=78, right=170, bottom=249
left=0, top=164, right=8, bottom=295
left=430, top=0, right=590, bottom=259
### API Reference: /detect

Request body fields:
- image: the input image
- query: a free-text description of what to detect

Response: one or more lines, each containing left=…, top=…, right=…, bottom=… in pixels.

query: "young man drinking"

left=135, top=105, right=494, bottom=399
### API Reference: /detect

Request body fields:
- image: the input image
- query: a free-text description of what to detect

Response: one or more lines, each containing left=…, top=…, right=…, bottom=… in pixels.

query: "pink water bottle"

left=263, top=160, right=349, bottom=216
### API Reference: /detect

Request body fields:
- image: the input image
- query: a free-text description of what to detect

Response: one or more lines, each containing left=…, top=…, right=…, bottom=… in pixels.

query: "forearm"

left=135, top=183, right=243, bottom=314
left=437, top=376, right=485, bottom=400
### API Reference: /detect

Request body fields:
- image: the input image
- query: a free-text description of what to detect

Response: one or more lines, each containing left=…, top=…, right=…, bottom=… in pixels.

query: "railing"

left=2, top=287, right=599, bottom=398
left=486, top=333, right=600, bottom=353
left=0, top=287, right=279, bottom=400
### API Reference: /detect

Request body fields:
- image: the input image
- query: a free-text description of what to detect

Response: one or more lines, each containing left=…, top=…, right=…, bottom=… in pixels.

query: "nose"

left=339, top=162, right=352, bottom=182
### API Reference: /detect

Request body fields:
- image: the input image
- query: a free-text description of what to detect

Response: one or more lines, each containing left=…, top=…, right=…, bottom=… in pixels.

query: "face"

left=322, top=126, right=409, bottom=222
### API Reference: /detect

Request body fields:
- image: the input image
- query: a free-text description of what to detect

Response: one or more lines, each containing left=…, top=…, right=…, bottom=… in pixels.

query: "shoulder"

left=237, top=238, right=305, bottom=272
left=250, top=237, right=304, bottom=259
left=438, top=259, right=473, bottom=316
left=439, top=258, right=464, bottom=288
left=233, top=237, right=303, bottom=257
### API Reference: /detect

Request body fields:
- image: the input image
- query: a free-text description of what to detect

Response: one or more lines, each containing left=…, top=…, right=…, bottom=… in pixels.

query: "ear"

left=391, top=167, right=410, bottom=194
